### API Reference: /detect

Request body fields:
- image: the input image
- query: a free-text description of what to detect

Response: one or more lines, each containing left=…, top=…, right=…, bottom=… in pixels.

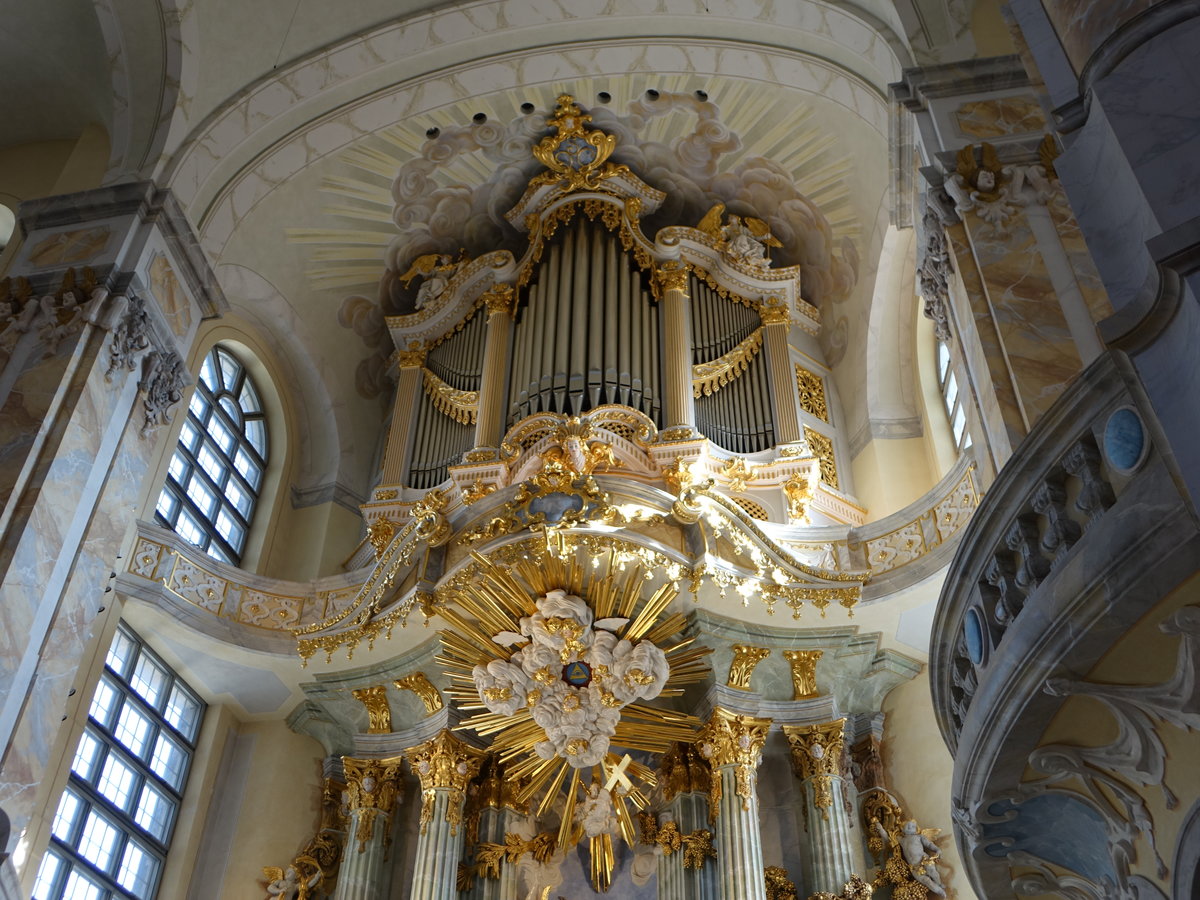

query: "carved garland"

left=692, top=326, right=764, bottom=398
left=422, top=368, right=479, bottom=425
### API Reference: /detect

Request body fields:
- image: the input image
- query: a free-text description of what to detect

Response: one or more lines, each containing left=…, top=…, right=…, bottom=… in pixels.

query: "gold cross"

left=604, top=754, right=633, bottom=794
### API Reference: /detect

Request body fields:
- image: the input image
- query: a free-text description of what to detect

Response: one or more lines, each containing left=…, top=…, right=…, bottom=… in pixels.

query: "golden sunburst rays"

left=436, top=537, right=712, bottom=889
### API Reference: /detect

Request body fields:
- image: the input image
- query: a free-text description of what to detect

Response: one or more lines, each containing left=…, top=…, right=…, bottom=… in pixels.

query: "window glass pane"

left=106, top=631, right=136, bottom=677
left=155, top=490, right=178, bottom=521
left=187, top=391, right=208, bottom=419
left=196, top=444, right=223, bottom=483
left=52, top=790, right=84, bottom=842
left=953, top=405, right=967, bottom=443
left=129, top=654, right=169, bottom=709
left=32, top=850, right=63, bottom=900
left=71, top=730, right=102, bottom=781
left=239, top=380, right=261, bottom=414
left=77, top=809, right=121, bottom=871
left=117, top=838, right=160, bottom=900
left=937, top=340, right=950, bottom=380
left=150, top=732, right=187, bottom=790
left=218, top=395, right=241, bottom=425
left=61, top=870, right=105, bottom=900
left=174, top=512, right=206, bottom=548
left=206, top=544, right=232, bottom=564
left=185, top=476, right=217, bottom=518
left=97, top=753, right=138, bottom=812
left=133, top=782, right=175, bottom=842
left=217, top=350, right=239, bottom=389
left=89, top=678, right=120, bottom=728
left=164, top=686, right=201, bottom=741
left=199, top=353, right=217, bottom=390
left=945, top=372, right=959, bottom=410
left=225, top=480, right=250, bottom=517
left=245, top=418, right=266, bottom=455
left=178, top=421, right=200, bottom=452
left=113, top=703, right=153, bottom=758
left=235, top=450, right=261, bottom=489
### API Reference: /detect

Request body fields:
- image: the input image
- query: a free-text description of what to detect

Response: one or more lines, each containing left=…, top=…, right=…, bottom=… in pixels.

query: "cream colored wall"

left=211, top=721, right=327, bottom=898
left=883, top=672, right=979, bottom=900
left=971, top=0, right=1018, bottom=56
left=849, top=436, right=938, bottom=519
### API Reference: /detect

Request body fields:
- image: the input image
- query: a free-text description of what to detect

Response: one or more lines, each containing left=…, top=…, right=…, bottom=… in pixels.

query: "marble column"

left=407, top=730, right=485, bottom=900
left=466, top=756, right=527, bottom=900
left=655, top=261, right=696, bottom=434
left=0, top=184, right=222, bottom=864
left=759, top=302, right=801, bottom=444
left=474, top=285, right=516, bottom=451
left=783, top=719, right=857, bottom=896
left=697, top=708, right=772, bottom=900
left=336, top=757, right=406, bottom=899
left=655, top=743, right=718, bottom=900
left=378, top=341, right=427, bottom=486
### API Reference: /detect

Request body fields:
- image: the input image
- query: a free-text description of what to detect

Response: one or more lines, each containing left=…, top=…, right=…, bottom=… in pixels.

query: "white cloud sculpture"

left=472, top=589, right=669, bottom=768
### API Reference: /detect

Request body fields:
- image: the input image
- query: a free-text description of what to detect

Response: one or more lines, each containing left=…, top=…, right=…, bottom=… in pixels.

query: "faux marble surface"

left=953, top=95, right=1046, bottom=139
left=1043, top=0, right=1157, bottom=73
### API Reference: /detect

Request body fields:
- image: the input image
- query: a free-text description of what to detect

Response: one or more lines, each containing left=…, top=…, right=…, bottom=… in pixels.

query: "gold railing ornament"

left=784, top=719, right=847, bottom=819
left=782, top=649, right=823, bottom=699
left=692, top=326, right=764, bottom=397
left=784, top=470, right=815, bottom=523
left=809, top=873, right=876, bottom=899
left=722, top=456, right=758, bottom=493
left=411, top=487, right=452, bottom=547
left=351, top=685, right=392, bottom=733
left=529, top=94, right=626, bottom=193
left=366, top=518, right=397, bottom=560
left=393, top=672, right=444, bottom=714
left=406, top=729, right=485, bottom=835
left=342, top=757, right=405, bottom=852
left=696, top=708, right=772, bottom=815
left=726, top=645, right=771, bottom=690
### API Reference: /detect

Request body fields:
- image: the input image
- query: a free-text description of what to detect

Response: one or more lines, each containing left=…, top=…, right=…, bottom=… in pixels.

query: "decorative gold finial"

left=394, top=672, right=445, bottom=714
left=366, top=518, right=396, bottom=560
left=782, top=649, right=822, bottom=699
left=341, top=757, right=405, bottom=851
left=529, top=94, right=624, bottom=192
left=726, top=645, right=770, bottom=690
left=783, top=719, right=847, bottom=817
left=351, top=685, right=392, bottom=733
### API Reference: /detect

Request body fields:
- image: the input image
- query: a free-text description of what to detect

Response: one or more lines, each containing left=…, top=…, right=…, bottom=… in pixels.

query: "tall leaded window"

left=937, top=340, right=970, bottom=450
left=33, top=625, right=204, bottom=900
left=154, top=346, right=267, bottom=564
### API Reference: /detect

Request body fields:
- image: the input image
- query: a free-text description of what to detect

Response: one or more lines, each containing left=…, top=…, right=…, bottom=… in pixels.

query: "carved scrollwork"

left=138, top=350, right=186, bottom=438
left=691, top=327, right=763, bottom=398
left=422, top=367, right=478, bottom=425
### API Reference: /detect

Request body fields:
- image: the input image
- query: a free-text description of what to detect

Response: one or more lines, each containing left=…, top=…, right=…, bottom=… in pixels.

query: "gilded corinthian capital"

left=406, top=730, right=485, bottom=834
left=696, top=708, right=772, bottom=813
left=726, top=645, right=770, bottom=690
left=341, top=756, right=405, bottom=851
left=655, top=260, right=690, bottom=296
left=782, top=649, right=822, bottom=699
left=783, top=719, right=847, bottom=815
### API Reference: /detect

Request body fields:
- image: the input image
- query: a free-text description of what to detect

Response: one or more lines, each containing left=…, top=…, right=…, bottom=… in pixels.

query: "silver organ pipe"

left=690, top=273, right=776, bottom=453
left=506, top=220, right=662, bottom=425
left=407, top=308, right=485, bottom=488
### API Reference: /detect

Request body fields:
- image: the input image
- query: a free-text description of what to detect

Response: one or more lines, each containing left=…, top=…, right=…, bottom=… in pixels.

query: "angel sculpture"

left=263, top=857, right=321, bottom=900
left=947, top=143, right=1015, bottom=228
left=697, top=202, right=782, bottom=268
left=872, top=817, right=947, bottom=898
left=398, top=248, right=470, bottom=309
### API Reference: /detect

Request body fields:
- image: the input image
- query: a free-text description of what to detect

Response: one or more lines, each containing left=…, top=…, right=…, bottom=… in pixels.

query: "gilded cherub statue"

left=398, top=248, right=470, bottom=309
left=871, top=816, right=947, bottom=898
left=697, top=202, right=782, bottom=268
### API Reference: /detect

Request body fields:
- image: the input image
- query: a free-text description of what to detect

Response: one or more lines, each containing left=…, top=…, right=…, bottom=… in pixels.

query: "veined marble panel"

left=1043, top=0, right=1156, bottom=74
left=963, top=209, right=1082, bottom=426
left=953, top=95, right=1046, bottom=139
left=1046, top=188, right=1113, bottom=325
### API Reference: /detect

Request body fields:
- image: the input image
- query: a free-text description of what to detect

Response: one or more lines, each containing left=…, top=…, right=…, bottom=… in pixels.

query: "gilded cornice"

left=782, top=649, right=822, bottom=699
left=726, top=645, right=771, bottom=690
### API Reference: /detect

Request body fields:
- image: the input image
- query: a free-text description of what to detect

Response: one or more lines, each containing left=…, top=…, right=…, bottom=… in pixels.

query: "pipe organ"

left=379, top=94, right=851, bottom=524
left=507, top=219, right=661, bottom=425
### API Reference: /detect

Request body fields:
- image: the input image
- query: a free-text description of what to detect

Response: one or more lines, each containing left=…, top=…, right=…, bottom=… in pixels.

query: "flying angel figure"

left=696, top=203, right=781, bottom=267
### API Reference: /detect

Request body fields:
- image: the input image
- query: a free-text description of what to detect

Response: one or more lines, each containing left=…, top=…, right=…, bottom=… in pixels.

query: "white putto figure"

left=472, top=589, right=669, bottom=768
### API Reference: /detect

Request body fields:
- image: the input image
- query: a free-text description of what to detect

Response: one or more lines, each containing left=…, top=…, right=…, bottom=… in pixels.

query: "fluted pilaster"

left=656, top=261, right=696, bottom=431
left=380, top=342, right=427, bottom=485
left=654, top=743, right=717, bottom=900
left=784, top=719, right=858, bottom=895
left=407, top=730, right=485, bottom=900
left=474, top=285, right=516, bottom=449
left=335, top=756, right=405, bottom=899
left=760, top=301, right=801, bottom=444
left=697, top=709, right=771, bottom=900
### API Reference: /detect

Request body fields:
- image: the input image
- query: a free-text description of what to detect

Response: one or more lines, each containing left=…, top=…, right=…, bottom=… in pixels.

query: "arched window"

left=937, top=340, right=970, bottom=451
left=154, top=347, right=268, bottom=564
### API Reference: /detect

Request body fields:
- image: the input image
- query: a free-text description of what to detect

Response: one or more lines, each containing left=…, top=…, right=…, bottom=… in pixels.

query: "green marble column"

left=336, top=757, right=405, bottom=899
left=697, top=709, right=772, bottom=900
left=784, top=719, right=859, bottom=895
left=406, top=730, right=485, bottom=900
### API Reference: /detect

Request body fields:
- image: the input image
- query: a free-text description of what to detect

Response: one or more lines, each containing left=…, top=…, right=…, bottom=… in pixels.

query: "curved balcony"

left=930, top=349, right=1200, bottom=896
